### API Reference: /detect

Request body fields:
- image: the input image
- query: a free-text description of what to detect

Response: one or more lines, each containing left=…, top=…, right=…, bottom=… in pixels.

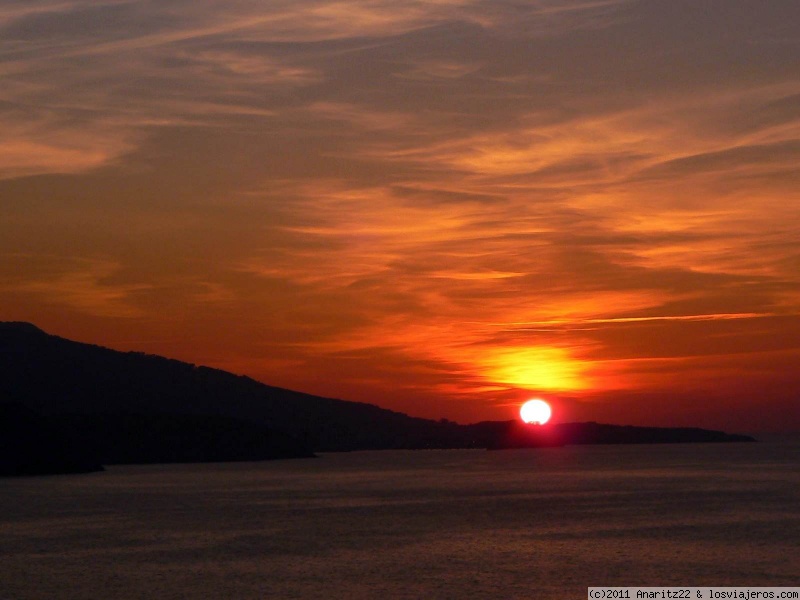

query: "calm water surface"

left=2, top=441, right=798, bottom=599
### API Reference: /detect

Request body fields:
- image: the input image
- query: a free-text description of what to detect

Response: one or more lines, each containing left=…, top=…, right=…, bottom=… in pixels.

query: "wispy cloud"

left=496, top=312, right=778, bottom=329
left=0, top=256, right=151, bottom=317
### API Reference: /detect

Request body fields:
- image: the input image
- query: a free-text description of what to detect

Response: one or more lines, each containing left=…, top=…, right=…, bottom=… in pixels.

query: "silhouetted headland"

left=0, top=403, right=104, bottom=476
left=0, top=322, right=755, bottom=474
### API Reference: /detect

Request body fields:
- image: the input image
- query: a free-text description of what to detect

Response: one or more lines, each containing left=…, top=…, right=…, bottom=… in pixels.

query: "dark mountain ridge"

left=0, top=322, right=754, bottom=474
left=0, top=322, right=445, bottom=450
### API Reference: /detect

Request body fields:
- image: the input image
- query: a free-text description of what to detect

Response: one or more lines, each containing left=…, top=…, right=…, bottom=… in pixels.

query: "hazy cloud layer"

left=1, top=0, right=799, bottom=429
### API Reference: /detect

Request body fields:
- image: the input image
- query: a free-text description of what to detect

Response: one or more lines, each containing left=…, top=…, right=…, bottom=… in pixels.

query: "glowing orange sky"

left=2, top=0, right=799, bottom=431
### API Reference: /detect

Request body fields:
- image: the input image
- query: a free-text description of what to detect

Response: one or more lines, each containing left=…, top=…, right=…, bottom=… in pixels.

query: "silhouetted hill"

left=59, top=412, right=316, bottom=464
left=0, top=403, right=103, bottom=476
left=0, top=322, right=462, bottom=452
left=0, top=322, right=755, bottom=465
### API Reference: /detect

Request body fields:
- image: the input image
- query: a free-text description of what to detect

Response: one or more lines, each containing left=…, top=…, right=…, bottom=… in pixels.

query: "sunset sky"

left=2, top=0, right=799, bottom=432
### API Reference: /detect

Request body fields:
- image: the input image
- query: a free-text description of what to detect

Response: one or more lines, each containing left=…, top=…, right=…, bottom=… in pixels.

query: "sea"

left=2, top=439, right=798, bottom=599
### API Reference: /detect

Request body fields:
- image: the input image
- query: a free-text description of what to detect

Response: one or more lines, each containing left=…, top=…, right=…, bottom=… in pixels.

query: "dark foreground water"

left=2, top=440, right=798, bottom=599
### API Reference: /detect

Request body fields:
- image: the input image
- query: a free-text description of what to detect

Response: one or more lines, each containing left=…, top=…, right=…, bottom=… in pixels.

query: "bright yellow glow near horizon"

left=478, top=346, right=587, bottom=392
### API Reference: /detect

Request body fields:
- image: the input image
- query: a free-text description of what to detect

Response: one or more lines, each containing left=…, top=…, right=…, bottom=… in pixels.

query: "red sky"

left=1, top=0, right=799, bottom=432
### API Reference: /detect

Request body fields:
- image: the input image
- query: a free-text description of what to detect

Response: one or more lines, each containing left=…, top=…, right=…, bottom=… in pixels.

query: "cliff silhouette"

left=0, top=322, right=754, bottom=474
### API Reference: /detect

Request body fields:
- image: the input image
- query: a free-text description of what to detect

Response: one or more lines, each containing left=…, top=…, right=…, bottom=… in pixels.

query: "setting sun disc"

left=520, top=399, right=552, bottom=424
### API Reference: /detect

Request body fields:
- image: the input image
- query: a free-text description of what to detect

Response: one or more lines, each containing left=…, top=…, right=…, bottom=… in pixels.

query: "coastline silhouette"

left=1, top=322, right=754, bottom=475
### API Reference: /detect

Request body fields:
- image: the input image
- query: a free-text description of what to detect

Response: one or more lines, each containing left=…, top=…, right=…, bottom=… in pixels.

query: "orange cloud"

left=0, top=257, right=151, bottom=318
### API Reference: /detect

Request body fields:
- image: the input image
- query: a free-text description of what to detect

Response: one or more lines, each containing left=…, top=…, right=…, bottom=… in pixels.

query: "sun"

left=520, top=399, right=552, bottom=424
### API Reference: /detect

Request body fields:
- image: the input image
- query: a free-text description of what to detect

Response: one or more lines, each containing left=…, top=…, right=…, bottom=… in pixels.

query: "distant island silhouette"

left=0, top=322, right=754, bottom=475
